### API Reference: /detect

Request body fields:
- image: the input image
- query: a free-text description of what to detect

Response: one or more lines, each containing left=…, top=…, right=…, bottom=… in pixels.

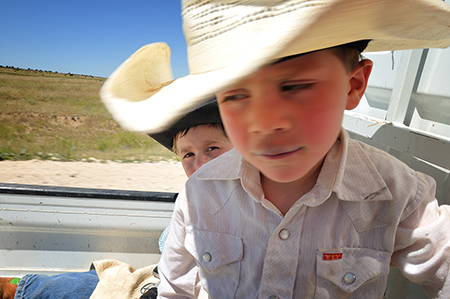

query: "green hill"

left=0, top=66, right=176, bottom=162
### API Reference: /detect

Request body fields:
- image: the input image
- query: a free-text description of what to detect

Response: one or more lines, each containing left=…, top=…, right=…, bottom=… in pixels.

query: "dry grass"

left=0, top=67, right=177, bottom=162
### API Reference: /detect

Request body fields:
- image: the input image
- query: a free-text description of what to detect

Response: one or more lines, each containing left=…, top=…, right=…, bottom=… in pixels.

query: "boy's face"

left=176, top=125, right=233, bottom=177
left=217, top=49, right=371, bottom=185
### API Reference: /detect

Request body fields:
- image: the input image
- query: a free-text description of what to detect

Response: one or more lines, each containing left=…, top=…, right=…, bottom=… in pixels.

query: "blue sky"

left=0, top=1, right=189, bottom=78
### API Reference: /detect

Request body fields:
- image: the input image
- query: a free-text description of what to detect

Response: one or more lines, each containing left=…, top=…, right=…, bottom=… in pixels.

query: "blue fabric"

left=14, top=271, right=98, bottom=299
left=159, top=224, right=170, bottom=253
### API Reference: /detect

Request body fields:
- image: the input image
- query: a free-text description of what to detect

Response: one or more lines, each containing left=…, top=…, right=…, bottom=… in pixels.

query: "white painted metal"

left=344, top=44, right=450, bottom=298
left=0, top=193, right=174, bottom=276
left=385, top=49, right=423, bottom=123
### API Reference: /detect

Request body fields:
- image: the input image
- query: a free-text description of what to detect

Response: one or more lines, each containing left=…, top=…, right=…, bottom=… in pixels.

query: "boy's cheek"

left=223, top=125, right=246, bottom=150
left=181, top=161, right=194, bottom=177
left=221, top=110, right=253, bottom=152
left=221, top=116, right=243, bottom=140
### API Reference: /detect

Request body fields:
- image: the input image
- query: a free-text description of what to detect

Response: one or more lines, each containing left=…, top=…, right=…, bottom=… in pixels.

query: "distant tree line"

left=0, top=65, right=99, bottom=78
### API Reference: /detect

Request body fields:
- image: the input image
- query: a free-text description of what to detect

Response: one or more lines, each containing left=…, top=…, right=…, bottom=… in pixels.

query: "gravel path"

left=0, top=160, right=187, bottom=192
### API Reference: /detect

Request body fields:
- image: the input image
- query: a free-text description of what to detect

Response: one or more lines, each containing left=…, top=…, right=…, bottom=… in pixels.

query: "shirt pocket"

left=315, top=247, right=390, bottom=298
left=185, top=228, right=243, bottom=298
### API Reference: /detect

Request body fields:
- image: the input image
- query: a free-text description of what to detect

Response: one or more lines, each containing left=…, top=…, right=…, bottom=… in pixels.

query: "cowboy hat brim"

left=148, top=98, right=222, bottom=151
left=101, top=0, right=450, bottom=134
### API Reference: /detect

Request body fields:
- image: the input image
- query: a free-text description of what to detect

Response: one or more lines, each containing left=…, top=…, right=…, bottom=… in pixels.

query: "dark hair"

left=329, top=40, right=370, bottom=72
left=172, top=123, right=227, bottom=154
left=330, top=45, right=363, bottom=72
left=148, top=98, right=222, bottom=151
left=276, top=40, right=370, bottom=73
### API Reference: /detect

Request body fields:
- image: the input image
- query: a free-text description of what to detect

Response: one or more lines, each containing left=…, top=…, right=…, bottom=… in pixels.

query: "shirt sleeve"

left=157, top=188, right=200, bottom=298
left=392, top=172, right=450, bottom=299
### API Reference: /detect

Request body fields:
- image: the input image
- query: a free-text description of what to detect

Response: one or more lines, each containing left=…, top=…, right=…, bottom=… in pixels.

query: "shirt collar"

left=330, top=129, right=393, bottom=203
left=196, top=147, right=244, bottom=180
left=195, top=148, right=265, bottom=203
left=196, top=129, right=393, bottom=207
left=300, top=129, right=392, bottom=207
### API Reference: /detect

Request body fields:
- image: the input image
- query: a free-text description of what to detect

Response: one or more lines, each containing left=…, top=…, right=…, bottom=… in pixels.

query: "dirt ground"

left=0, top=160, right=187, bottom=192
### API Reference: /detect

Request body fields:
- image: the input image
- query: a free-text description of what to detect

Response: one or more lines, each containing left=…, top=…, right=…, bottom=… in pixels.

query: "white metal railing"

left=0, top=191, right=174, bottom=276
left=344, top=41, right=450, bottom=299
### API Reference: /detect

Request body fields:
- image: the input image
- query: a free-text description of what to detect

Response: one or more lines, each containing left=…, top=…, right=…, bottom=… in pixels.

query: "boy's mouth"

left=255, top=147, right=303, bottom=160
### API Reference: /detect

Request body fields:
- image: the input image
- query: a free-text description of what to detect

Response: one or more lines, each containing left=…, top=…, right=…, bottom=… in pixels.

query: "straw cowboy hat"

left=101, top=0, right=450, bottom=134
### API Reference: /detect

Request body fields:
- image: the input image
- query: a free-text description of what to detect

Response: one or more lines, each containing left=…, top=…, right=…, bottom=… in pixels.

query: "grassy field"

left=0, top=66, right=177, bottom=162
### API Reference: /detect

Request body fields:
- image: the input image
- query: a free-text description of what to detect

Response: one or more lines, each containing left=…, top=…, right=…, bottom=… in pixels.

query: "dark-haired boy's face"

left=217, top=49, right=371, bottom=185
left=176, top=124, right=233, bottom=177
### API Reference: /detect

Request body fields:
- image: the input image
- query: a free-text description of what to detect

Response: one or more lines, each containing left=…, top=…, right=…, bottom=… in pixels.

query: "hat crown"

left=182, top=0, right=323, bottom=73
left=182, top=0, right=450, bottom=74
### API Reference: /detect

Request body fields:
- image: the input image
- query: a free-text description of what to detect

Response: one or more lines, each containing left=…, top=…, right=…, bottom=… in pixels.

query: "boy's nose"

left=248, top=94, right=292, bottom=134
left=195, top=155, right=211, bottom=171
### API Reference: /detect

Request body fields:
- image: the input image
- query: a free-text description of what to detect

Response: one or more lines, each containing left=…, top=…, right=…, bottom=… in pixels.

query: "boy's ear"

left=346, top=59, right=373, bottom=110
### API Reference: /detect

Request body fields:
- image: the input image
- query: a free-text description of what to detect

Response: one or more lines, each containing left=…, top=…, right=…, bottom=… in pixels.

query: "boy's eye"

left=183, top=152, right=194, bottom=159
left=207, top=146, right=219, bottom=152
left=281, top=83, right=312, bottom=92
left=220, top=93, right=247, bottom=102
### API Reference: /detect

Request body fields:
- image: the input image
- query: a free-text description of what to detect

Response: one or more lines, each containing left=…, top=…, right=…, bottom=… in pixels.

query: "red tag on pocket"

left=323, top=253, right=343, bottom=260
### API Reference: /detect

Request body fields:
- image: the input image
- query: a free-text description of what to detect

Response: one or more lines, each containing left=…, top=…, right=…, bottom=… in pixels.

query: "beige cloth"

left=89, top=259, right=159, bottom=299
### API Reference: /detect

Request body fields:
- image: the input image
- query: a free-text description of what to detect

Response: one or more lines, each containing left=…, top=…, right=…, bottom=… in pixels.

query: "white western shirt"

left=158, top=129, right=450, bottom=298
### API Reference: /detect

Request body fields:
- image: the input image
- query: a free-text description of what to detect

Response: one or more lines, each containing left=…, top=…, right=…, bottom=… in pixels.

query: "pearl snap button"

left=343, top=273, right=356, bottom=284
left=202, top=252, right=212, bottom=263
left=279, top=229, right=290, bottom=240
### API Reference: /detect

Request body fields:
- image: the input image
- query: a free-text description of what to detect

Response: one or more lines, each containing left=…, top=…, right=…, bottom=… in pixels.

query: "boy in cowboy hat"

left=99, top=0, right=450, bottom=298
